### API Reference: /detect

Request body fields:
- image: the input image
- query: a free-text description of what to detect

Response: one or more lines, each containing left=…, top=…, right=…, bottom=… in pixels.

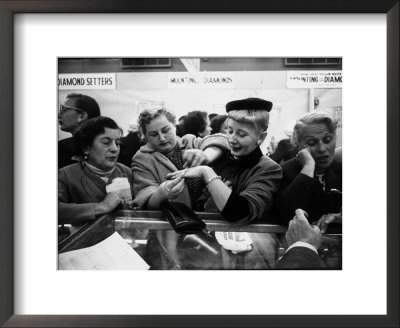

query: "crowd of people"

left=58, top=93, right=342, bottom=269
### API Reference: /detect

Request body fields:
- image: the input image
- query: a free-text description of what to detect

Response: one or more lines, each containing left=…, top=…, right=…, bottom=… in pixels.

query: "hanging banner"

left=168, top=72, right=235, bottom=89
left=58, top=73, right=116, bottom=90
left=286, top=71, right=342, bottom=89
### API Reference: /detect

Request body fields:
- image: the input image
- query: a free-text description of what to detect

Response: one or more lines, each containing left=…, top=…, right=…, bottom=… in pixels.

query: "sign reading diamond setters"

left=58, top=73, right=116, bottom=90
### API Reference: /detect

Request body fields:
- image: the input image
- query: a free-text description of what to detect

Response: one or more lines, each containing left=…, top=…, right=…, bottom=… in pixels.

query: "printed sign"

left=58, top=73, right=116, bottom=90
left=286, top=71, right=342, bottom=89
left=168, top=72, right=235, bottom=89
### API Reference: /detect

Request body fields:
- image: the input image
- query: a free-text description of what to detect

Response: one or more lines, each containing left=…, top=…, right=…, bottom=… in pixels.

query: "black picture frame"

left=0, top=1, right=398, bottom=327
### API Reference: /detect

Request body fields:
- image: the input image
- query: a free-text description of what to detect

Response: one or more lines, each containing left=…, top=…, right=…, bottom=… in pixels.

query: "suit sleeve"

left=58, top=169, right=97, bottom=224
left=277, top=247, right=326, bottom=269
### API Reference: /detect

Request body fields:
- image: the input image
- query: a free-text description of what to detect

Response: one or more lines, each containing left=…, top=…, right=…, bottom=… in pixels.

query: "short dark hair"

left=208, top=113, right=218, bottom=121
left=210, top=115, right=228, bottom=134
left=66, top=93, right=101, bottom=119
left=183, top=111, right=208, bottom=137
left=74, top=116, right=122, bottom=155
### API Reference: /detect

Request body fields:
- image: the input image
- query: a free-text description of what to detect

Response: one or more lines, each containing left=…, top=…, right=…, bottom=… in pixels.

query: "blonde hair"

left=293, top=110, right=337, bottom=145
left=228, top=110, right=269, bottom=132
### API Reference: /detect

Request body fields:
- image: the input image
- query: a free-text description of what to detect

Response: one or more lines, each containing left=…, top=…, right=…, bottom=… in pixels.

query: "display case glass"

left=58, top=210, right=342, bottom=270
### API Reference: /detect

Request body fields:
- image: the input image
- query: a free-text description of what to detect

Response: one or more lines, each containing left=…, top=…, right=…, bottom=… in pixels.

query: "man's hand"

left=286, top=209, right=322, bottom=250
left=315, top=212, right=342, bottom=234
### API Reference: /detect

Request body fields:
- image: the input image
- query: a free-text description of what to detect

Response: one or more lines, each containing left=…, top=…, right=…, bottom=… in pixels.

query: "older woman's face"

left=299, top=123, right=336, bottom=172
left=145, top=114, right=177, bottom=153
left=86, top=128, right=122, bottom=171
left=226, top=118, right=262, bottom=158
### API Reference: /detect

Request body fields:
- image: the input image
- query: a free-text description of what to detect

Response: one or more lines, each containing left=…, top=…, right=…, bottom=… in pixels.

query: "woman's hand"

left=296, top=147, right=315, bottom=178
left=314, top=212, right=342, bottom=234
left=96, top=192, right=123, bottom=215
left=159, top=175, right=186, bottom=200
left=166, top=166, right=208, bottom=180
left=182, top=149, right=209, bottom=168
left=296, top=147, right=315, bottom=167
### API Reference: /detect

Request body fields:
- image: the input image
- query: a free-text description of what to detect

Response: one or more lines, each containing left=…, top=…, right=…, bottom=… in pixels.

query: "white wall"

left=58, top=71, right=342, bottom=149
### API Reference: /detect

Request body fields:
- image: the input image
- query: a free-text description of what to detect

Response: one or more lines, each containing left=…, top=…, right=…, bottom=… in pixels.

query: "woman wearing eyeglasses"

left=58, top=93, right=101, bottom=168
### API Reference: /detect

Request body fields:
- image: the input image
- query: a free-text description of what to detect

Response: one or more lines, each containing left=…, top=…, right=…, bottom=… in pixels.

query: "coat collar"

left=229, top=147, right=263, bottom=171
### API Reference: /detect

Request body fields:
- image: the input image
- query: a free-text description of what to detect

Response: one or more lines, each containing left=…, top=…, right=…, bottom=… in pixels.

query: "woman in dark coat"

left=274, top=110, right=342, bottom=230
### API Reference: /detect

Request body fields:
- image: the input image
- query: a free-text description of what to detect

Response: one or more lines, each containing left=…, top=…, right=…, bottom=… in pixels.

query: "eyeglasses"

left=59, top=104, right=84, bottom=114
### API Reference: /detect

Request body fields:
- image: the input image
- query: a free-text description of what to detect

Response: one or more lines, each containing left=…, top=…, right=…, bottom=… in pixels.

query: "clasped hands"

left=160, top=149, right=210, bottom=200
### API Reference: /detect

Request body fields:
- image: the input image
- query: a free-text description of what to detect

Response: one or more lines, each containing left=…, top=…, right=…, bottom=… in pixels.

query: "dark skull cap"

left=226, top=97, right=273, bottom=113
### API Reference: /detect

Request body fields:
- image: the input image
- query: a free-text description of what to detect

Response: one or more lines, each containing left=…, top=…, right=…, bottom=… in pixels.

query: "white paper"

left=215, top=231, right=253, bottom=253
left=58, top=232, right=150, bottom=270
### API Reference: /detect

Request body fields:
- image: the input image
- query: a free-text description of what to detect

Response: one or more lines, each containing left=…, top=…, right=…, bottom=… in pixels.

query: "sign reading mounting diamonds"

left=168, top=72, right=235, bottom=89
left=286, top=71, right=342, bottom=88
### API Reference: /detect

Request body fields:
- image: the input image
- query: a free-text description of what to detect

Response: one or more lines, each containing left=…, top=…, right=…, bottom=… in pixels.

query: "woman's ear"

left=258, top=130, right=268, bottom=145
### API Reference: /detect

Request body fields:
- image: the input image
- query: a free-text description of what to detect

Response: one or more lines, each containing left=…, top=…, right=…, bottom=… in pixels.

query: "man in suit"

left=277, top=209, right=326, bottom=269
left=58, top=93, right=101, bottom=168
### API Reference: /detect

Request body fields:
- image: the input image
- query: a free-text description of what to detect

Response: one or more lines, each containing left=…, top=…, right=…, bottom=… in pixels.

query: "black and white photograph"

left=57, top=57, right=342, bottom=270
left=2, top=4, right=395, bottom=324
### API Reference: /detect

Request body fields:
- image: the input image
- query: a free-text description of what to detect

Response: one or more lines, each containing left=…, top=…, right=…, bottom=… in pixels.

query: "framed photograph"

left=1, top=1, right=398, bottom=327
left=56, top=56, right=343, bottom=272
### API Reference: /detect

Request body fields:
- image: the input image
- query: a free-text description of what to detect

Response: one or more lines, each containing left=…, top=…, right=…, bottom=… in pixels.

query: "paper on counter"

left=215, top=231, right=253, bottom=254
left=58, top=232, right=150, bottom=270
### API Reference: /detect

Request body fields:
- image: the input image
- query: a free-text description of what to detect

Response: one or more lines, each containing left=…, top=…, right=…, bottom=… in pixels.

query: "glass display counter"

left=58, top=210, right=342, bottom=270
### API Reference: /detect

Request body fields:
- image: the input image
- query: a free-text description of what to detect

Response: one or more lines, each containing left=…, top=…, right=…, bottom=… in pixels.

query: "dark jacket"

left=58, top=137, right=78, bottom=169
left=277, top=247, right=326, bottom=269
left=117, top=131, right=144, bottom=168
left=208, top=147, right=282, bottom=223
left=274, top=157, right=342, bottom=224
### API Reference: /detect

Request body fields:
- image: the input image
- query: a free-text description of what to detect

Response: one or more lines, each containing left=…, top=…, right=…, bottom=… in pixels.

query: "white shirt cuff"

left=286, top=241, right=318, bottom=254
